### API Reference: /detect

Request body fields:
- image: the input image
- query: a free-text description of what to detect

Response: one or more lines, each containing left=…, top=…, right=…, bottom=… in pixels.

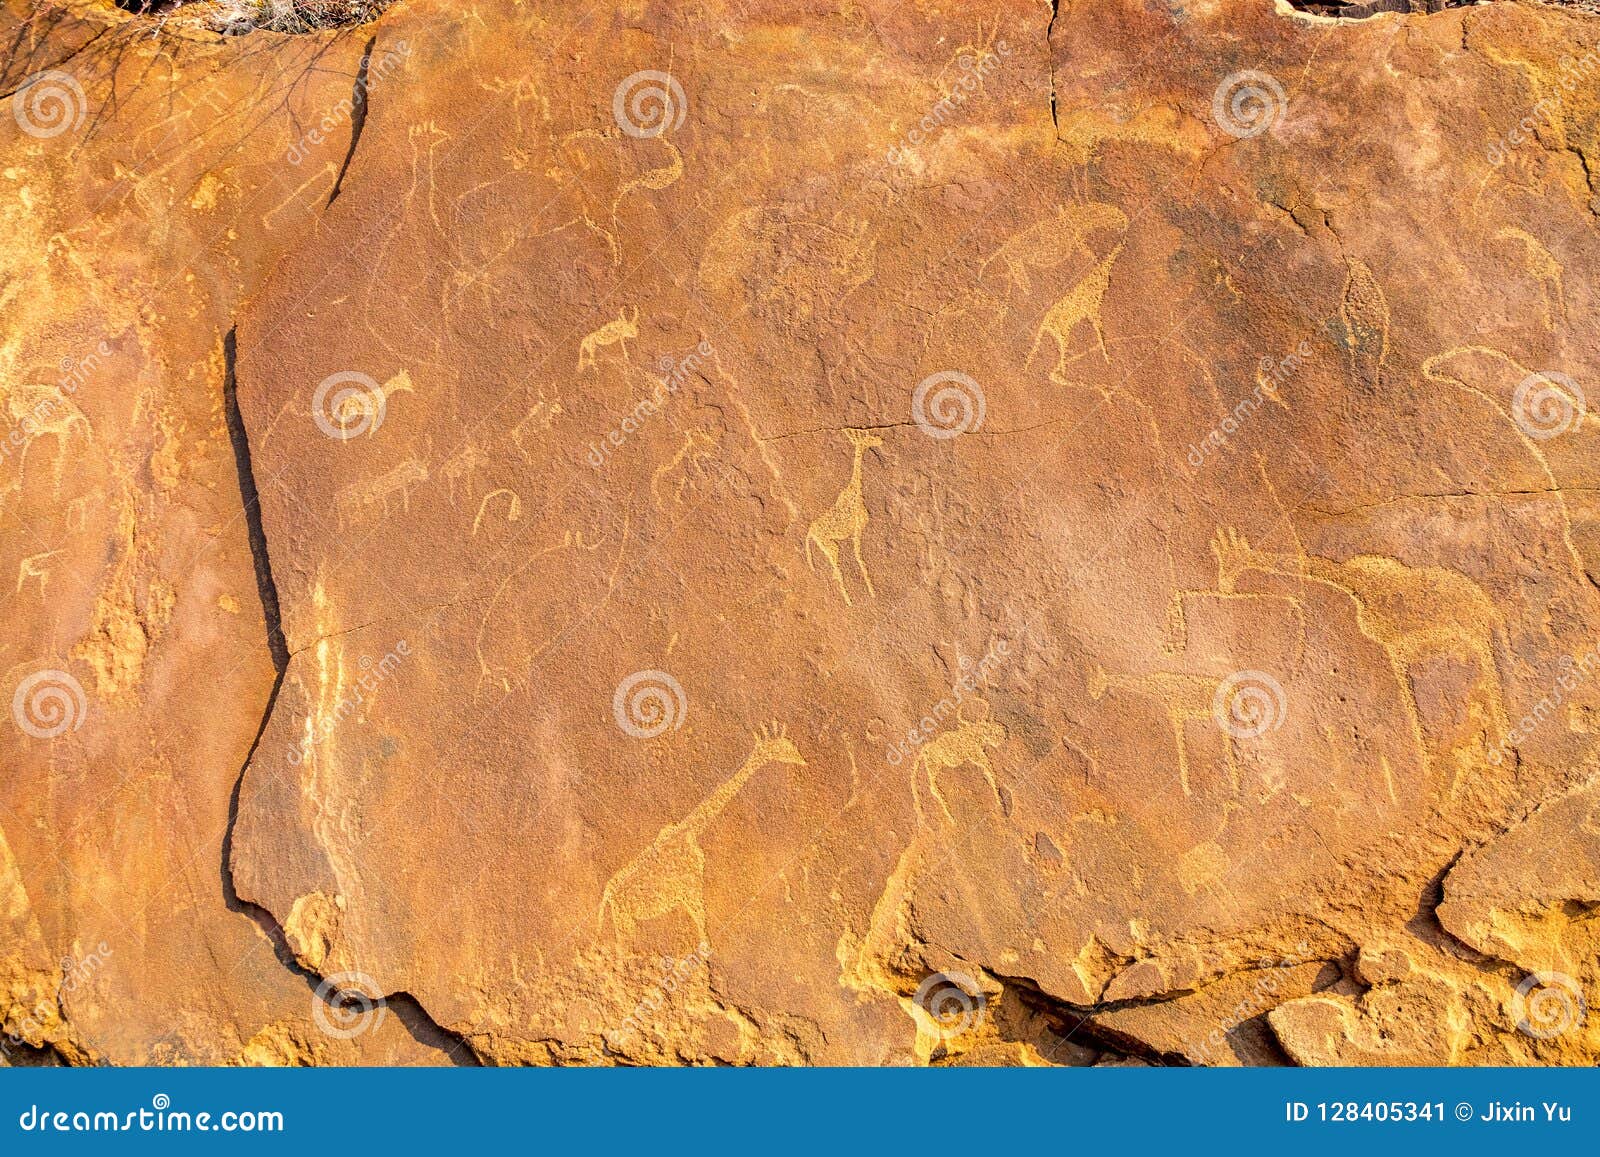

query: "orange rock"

left=5, top=0, right=1600, bottom=1065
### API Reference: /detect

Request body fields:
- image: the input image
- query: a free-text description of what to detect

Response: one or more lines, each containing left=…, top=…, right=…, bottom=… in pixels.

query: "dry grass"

left=113, top=0, right=398, bottom=34
left=210, top=0, right=396, bottom=33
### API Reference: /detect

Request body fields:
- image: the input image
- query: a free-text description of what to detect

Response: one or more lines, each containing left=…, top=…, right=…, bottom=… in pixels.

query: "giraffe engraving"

left=1028, top=243, right=1124, bottom=380
left=1212, top=527, right=1510, bottom=790
left=598, top=723, right=807, bottom=947
left=913, top=702, right=1008, bottom=824
left=805, top=428, right=883, bottom=606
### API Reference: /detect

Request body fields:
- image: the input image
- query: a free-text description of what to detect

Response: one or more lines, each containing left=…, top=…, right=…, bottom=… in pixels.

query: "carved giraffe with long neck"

left=598, top=724, right=807, bottom=947
left=806, top=428, right=883, bottom=606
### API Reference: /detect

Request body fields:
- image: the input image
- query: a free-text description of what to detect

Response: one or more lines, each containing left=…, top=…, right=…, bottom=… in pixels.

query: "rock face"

left=3, top=0, right=1599, bottom=1066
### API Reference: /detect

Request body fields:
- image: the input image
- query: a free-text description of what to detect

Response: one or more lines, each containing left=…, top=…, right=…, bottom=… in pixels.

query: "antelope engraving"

left=577, top=306, right=639, bottom=372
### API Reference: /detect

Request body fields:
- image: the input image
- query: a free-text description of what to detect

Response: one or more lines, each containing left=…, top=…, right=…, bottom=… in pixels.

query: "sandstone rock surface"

left=3, top=0, right=1599, bottom=1065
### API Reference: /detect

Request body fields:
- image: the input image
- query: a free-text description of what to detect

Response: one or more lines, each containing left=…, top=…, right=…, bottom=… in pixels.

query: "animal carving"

left=577, top=306, right=639, bottom=372
left=914, top=703, right=1008, bottom=823
left=334, top=457, right=429, bottom=527
left=981, top=201, right=1128, bottom=293
left=1212, top=527, right=1510, bottom=783
left=598, top=723, right=806, bottom=947
left=16, top=550, right=58, bottom=597
left=4, top=382, right=91, bottom=486
left=1088, top=664, right=1238, bottom=798
left=1028, top=243, right=1124, bottom=379
left=805, top=428, right=882, bottom=606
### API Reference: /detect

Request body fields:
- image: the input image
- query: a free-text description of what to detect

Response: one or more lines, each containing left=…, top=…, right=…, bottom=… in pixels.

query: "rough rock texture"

left=4, top=0, right=1599, bottom=1066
